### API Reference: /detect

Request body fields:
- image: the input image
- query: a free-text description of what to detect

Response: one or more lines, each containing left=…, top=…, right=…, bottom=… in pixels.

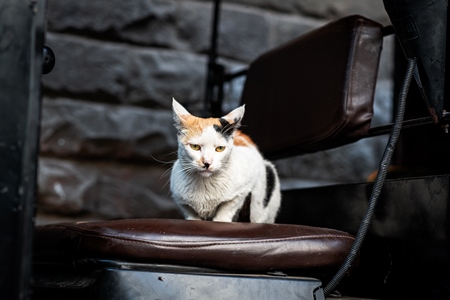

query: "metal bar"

left=97, top=268, right=324, bottom=300
left=367, top=113, right=450, bottom=137
left=209, top=0, right=221, bottom=66
left=204, top=0, right=222, bottom=114
left=224, top=68, right=248, bottom=82
left=0, top=0, right=45, bottom=299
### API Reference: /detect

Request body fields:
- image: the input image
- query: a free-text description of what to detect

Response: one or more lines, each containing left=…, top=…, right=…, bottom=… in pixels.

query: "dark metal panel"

left=32, top=260, right=326, bottom=299
left=0, top=0, right=45, bottom=299
left=95, top=269, right=325, bottom=300
left=278, top=176, right=450, bottom=299
left=33, top=261, right=325, bottom=300
left=279, top=176, right=449, bottom=240
left=383, top=0, right=448, bottom=123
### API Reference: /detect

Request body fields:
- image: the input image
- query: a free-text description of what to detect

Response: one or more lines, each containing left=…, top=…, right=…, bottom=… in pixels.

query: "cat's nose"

left=203, top=162, right=210, bottom=169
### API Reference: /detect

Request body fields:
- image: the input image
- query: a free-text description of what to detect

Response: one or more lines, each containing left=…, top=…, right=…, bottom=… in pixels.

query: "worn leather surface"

left=241, top=15, right=383, bottom=159
left=33, top=218, right=354, bottom=272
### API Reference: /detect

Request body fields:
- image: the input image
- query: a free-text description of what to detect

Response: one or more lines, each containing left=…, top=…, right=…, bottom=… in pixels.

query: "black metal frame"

left=204, top=0, right=247, bottom=117
left=368, top=112, right=450, bottom=137
left=33, top=259, right=325, bottom=300
left=278, top=174, right=450, bottom=299
left=0, top=1, right=46, bottom=299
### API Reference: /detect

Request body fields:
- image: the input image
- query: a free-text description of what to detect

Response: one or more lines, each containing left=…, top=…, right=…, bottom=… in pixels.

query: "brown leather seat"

left=33, top=218, right=354, bottom=272
left=33, top=15, right=383, bottom=283
left=242, top=15, right=383, bottom=159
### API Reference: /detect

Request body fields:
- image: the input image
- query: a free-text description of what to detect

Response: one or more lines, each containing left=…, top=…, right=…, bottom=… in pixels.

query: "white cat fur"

left=170, top=98, right=281, bottom=223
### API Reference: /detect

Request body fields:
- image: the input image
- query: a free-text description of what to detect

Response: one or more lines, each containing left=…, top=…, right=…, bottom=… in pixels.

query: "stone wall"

left=38, top=0, right=393, bottom=224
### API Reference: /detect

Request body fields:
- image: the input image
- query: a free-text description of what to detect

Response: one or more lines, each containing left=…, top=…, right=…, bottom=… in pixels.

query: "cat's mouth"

left=198, top=169, right=214, bottom=177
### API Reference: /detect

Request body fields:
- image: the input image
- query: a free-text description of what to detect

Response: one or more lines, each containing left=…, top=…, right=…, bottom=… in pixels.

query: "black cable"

left=323, top=57, right=417, bottom=296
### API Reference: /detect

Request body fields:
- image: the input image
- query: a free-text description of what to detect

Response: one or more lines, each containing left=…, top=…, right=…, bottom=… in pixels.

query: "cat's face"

left=172, top=98, right=245, bottom=177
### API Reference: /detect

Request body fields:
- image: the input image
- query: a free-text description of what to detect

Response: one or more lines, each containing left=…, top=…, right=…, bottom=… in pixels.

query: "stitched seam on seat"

left=76, top=232, right=355, bottom=249
left=343, top=17, right=362, bottom=134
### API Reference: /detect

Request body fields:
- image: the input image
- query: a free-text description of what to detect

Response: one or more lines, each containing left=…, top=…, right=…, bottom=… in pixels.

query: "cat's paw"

left=212, top=216, right=233, bottom=222
left=185, top=215, right=202, bottom=221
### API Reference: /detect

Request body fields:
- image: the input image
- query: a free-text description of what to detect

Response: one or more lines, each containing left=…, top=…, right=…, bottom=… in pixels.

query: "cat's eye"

left=215, top=146, right=226, bottom=152
left=189, top=144, right=201, bottom=151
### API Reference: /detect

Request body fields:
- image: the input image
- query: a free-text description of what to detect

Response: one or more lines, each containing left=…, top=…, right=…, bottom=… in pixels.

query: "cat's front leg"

left=212, top=214, right=234, bottom=222
left=185, top=215, right=202, bottom=221
left=212, top=198, right=243, bottom=222
left=180, top=204, right=202, bottom=221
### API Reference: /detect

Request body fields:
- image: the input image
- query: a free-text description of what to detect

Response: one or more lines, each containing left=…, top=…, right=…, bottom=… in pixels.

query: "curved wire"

left=323, top=57, right=417, bottom=296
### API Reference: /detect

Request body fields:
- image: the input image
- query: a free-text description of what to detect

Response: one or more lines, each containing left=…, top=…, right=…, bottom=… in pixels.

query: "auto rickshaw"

left=1, top=0, right=448, bottom=299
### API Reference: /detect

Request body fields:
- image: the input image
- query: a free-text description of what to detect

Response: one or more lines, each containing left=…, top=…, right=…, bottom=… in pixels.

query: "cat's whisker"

left=149, top=154, right=176, bottom=165
left=163, top=150, right=178, bottom=157
left=160, top=166, right=174, bottom=180
left=179, top=164, right=197, bottom=177
left=162, top=177, right=171, bottom=190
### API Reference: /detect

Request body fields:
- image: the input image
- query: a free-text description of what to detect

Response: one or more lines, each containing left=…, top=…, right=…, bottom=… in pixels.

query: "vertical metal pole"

left=204, top=0, right=223, bottom=116
left=0, top=0, right=45, bottom=299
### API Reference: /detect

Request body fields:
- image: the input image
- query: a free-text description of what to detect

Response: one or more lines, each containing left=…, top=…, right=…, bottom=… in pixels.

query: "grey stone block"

left=201, top=0, right=390, bottom=25
left=40, top=97, right=178, bottom=161
left=43, top=32, right=207, bottom=107
left=47, top=0, right=170, bottom=32
left=269, top=14, right=324, bottom=47
left=38, top=157, right=182, bottom=219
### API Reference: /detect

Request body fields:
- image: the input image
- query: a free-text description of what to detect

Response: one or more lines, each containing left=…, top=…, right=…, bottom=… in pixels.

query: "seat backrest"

left=241, top=15, right=384, bottom=159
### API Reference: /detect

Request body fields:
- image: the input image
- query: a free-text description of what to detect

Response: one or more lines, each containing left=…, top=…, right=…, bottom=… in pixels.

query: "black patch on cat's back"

left=234, top=192, right=252, bottom=222
left=263, top=165, right=275, bottom=207
left=213, top=118, right=234, bottom=139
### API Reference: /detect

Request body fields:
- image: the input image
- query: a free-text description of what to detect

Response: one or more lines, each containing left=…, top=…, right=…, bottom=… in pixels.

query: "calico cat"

left=170, top=98, right=281, bottom=223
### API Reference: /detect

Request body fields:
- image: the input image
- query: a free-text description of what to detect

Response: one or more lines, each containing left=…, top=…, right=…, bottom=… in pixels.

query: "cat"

left=170, top=98, right=281, bottom=223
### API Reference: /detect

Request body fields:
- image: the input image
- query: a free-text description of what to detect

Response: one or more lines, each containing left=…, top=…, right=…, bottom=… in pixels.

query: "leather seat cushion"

left=33, top=218, right=354, bottom=272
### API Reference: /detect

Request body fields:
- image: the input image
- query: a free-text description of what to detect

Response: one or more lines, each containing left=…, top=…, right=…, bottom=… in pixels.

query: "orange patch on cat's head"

left=233, top=130, right=255, bottom=147
left=178, top=115, right=223, bottom=141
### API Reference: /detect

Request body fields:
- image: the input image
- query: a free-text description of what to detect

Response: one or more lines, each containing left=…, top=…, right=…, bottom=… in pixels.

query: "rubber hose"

left=323, top=57, right=417, bottom=296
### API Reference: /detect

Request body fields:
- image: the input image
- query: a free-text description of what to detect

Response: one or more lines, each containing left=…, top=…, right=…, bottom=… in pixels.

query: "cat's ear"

left=172, top=98, right=191, bottom=131
left=222, top=104, right=245, bottom=128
